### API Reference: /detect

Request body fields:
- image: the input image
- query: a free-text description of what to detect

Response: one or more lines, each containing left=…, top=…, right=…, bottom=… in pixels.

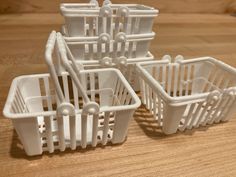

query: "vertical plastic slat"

left=88, top=44, right=93, bottom=60
left=202, top=101, right=219, bottom=126
left=113, top=42, right=118, bottom=59
left=118, top=84, right=124, bottom=102
left=69, top=115, right=76, bottom=150
left=157, top=94, right=162, bottom=125
left=185, top=65, right=191, bottom=96
left=81, top=114, right=87, bottom=148
left=179, top=65, right=184, bottom=96
left=15, top=90, right=24, bottom=112
left=179, top=104, right=195, bottom=131
left=214, top=96, right=231, bottom=123
left=89, top=73, right=95, bottom=101
left=15, top=96, right=24, bottom=112
left=107, top=17, right=112, bottom=35
left=98, top=17, right=103, bottom=35
left=92, top=114, right=99, bottom=147
left=153, top=93, right=157, bottom=119
left=173, top=65, right=179, bottom=97
left=123, top=17, right=129, bottom=33
left=57, top=116, right=66, bottom=151
left=128, top=42, right=133, bottom=58
left=196, top=101, right=213, bottom=127
left=43, top=77, right=54, bottom=153
left=149, top=87, right=153, bottom=113
left=140, top=79, right=146, bottom=104
left=162, top=65, right=166, bottom=91
left=145, top=83, right=149, bottom=109
left=130, top=18, right=136, bottom=34
left=102, top=112, right=110, bottom=145
left=189, top=102, right=204, bottom=129
left=114, top=17, right=120, bottom=35
left=72, top=81, right=79, bottom=110
left=114, top=79, right=121, bottom=97
left=88, top=18, right=94, bottom=36
left=134, top=18, right=140, bottom=34
left=97, top=42, right=102, bottom=60
left=167, top=65, right=172, bottom=96
left=124, top=93, right=132, bottom=105
left=120, top=41, right=126, bottom=57
left=44, top=116, right=54, bottom=153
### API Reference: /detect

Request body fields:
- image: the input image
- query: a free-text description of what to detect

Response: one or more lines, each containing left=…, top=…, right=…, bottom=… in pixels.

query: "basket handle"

left=45, top=31, right=65, bottom=104
left=103, top=0, right=112, bottom=6
left=90, top=0, right=99, bottom=6
left=57, top=32, right=100, bottom=115
left=45, top=31, right=76, bottom=116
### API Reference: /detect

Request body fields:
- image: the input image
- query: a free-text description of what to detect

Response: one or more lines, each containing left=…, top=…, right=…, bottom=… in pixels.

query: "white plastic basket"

left=3, top=31, right=141, bottom=156
left=137, top=56, right=236, bottom=134
left=60, top=0, right=158, bottom=37
left=61, top=32, right=155, bottom=65
left=56, top=32, right=155, bottom=91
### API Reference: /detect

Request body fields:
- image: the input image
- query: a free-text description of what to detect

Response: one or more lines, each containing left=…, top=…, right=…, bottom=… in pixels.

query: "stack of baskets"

left=59, top=0, right=158, bottom=90
left=3, top=0, right=236, bottom=156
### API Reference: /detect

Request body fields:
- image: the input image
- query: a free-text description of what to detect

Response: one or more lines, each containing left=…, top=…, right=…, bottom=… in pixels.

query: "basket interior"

left=10, top=70, right=135, bottom=115
left=7, top=70, right=138, bottom=147
left=141, top=60, right=236, bottom=98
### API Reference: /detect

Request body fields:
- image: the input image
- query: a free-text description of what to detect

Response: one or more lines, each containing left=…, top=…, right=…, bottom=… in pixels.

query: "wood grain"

left=1, top=0, right=236, bottom=14
left=0, top=13, right=236, bottom=177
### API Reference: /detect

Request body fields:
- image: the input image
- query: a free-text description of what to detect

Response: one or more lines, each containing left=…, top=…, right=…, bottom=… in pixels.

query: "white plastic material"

left=3, top=31, right=141, bottom=156
left=60, top=1, right=158, bottom=37
left=56, top=32, right=155, bottom=91
left=61, top=31, right=155, bottom=64
left=137, top=56, right=236, bottom=134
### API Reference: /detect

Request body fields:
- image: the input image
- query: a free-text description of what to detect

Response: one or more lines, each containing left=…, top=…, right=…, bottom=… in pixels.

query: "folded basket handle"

left=45, top=31, right=65, bottom=104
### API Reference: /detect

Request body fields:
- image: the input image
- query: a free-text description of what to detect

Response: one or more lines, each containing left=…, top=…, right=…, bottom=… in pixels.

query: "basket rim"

left=60, top=3, right=159, bottom=17
left=136, top=56, right=236, bottom=106
left=3, top=68, right=141, bottom=119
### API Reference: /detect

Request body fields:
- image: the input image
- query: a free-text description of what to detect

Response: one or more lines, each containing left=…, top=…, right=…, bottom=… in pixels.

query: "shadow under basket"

left=3, top=69, right=140, bottom=156
left=137, top=56, right=236, bottom=134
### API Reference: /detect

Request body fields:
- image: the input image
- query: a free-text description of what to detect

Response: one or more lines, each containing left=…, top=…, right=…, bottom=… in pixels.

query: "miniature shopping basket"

left=137, top=55, right=236, bottom=134
left=60, top=0, right=158, bottom=37
left=57, top=31, right=155, bottom=90
left=3, top=31, right=141, bottom=156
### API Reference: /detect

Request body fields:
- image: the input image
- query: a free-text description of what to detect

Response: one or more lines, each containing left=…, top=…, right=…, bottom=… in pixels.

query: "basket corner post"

left=12, top=118, right=43, bottom=156
left=111, top=110, right=135, bottom=144
left=162, top=104, right=186, bottom=135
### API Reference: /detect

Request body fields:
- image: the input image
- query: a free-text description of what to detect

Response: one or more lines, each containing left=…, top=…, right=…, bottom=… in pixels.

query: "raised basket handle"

left=45, top=31, right=65, bottom=104
left=45, top=31, right=76, bottom=116
left=57, top=32, right=100, bottom=115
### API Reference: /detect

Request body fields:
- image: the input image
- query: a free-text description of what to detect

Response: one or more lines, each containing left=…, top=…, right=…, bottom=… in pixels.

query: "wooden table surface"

left=0, top=13, right=236, bottom=177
